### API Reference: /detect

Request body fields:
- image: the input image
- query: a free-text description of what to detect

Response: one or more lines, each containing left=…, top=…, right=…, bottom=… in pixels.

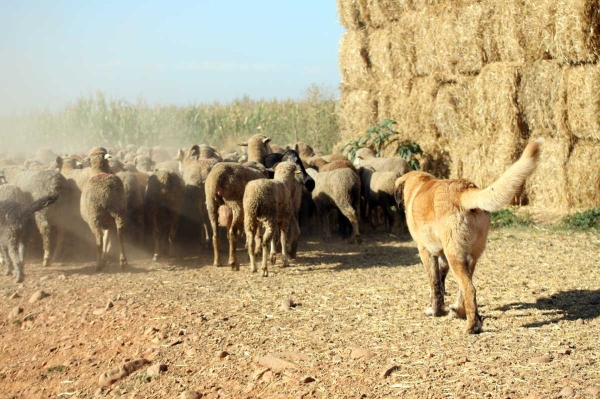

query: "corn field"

left=0, top=85, right=340, bottom=154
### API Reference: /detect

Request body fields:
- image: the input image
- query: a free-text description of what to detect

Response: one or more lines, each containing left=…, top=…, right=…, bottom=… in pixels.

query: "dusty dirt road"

left=0, top=228, right=599, bottom=399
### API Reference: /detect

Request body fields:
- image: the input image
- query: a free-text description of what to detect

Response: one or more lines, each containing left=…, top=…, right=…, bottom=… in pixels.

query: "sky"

left=0, top=1, right=345, bottom=115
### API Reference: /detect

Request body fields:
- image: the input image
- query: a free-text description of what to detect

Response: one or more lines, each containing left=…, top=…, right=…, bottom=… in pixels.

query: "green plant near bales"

left=0, top=84, right=339, bottom=154
left=562, top=208, right=600, bottom=231
left=490, top=209, right=532, bottom=229
left=342, top=119, right=423, bottom=170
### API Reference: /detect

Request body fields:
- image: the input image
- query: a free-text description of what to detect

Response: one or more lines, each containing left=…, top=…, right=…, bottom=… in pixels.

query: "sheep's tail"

left=460, top=139, right=542, bottom=212
left=23, top=194, right=59, bottom=216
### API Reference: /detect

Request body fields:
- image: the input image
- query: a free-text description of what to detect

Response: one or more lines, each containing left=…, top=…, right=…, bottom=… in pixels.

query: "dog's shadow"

left=496, top=289, right=600, bottom=328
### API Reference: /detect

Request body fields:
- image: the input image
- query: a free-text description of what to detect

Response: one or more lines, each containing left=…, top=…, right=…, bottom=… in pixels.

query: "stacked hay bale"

left=337, top=0, right=600, bottom=209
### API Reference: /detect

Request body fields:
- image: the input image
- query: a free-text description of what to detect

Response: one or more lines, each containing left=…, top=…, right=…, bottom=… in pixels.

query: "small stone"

left=7, top=306, right=23, bottom=320
left=216, top=351, right=228, bottom=359
left=180, top=392, right=202, bottom=399
left=300, top=376, right=315, bottom=384
left=529, top=355, right=552, bottom=364
left=379, top=365, right=400, bottom=380
left=586, top=386, right=600, bottom=395
left=186, top=348, right=197, bottom=356
left=29, top=290, right=49, bottom=303
left=281, top=298, right=296, bottom=310
left=558, top=348, right=572, bottom=355
left=146, top=363, right=167, bottom=377
left=40, top=276, right=50, bottom=282
left=256, top=354, right=297, bottom=371
left=332, top=355, right=342, bottom=363
left=93, top=308, right=106, bottom=316
left=105, top=301, right=114, bottom=310
left=350, top=348, right=375, bottom=360
left=8, top=292, right=20, bottom=300
left=57, top=274, right=66, bottom=280
left=559, top=386, right=574, bottom=397
left=576, top=318, right=584, bottom=326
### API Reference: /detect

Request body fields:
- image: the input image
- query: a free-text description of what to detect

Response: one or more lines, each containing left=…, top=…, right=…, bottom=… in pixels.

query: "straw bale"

left=338, top=88, right=378, bottom=144
left=411, top=4, right=483, bottom=79
left=481, top=0, right=525, bottom=64
left=526, top=135, right=570, bottom=209
left=518, top=61, right=568, bottom=138
left=368, top=27, right=394, bottom=81
left=339, top=30, right=372, bottom=89
left=388, top=14, right=416, bottom=79
left=564, top=64, right=600, bottom=140
left=553, top=0, right=600, bottom=64
left=520, top=0, right=556, bottom=61
left=337, top=0, right=366, bottom=30
left=375, top=79, right=412, bottom=122
left=411, top=0, right=477, bottom=13
left=566, top=138, right=600, bottom=208
left=367, top=0, right=413, bottom=28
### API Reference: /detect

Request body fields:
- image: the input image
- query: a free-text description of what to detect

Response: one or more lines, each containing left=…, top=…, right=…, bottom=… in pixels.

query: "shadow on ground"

left=496, top=289, right=600, bottom=327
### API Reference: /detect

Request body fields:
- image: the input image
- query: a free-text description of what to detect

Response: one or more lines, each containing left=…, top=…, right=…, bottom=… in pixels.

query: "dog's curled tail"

left=460, top=139, right=542, bottom=212
left=19, top=194, right=59, bottom=219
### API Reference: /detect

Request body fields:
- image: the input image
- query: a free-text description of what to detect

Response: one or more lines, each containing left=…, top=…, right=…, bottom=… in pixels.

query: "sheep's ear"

left=55, top=156, right=63, bottom=170
left=104, top=153, right=112, bottom=160
left=262, top=137, right=271, bottom=144
left=75, top=161, right=83, bottom=169
left=175, top=149, right=184, bottom=161
left=294, top=143, right=299, bottom=152
left=237, top=142, right=248, bottom=147
left=133, top=156, right=139, bottom=166
left=189, top=145, right=200, bottom=160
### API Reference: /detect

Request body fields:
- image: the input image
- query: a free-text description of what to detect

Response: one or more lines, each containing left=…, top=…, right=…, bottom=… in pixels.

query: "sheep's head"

left=355, top=148, right=376, bottom=165
left=0, top=172, right=6, bottom=185
left=88, top=147, right=112, bottom=173
left=56, top=156, right=83, bottom=172
left=294, top=142, right=315, bottom=159
left=134, top=155, right=155, bottom=173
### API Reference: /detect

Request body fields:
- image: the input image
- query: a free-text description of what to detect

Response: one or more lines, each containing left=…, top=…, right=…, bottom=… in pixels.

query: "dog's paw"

left=465, top=316, right=483, bottom=334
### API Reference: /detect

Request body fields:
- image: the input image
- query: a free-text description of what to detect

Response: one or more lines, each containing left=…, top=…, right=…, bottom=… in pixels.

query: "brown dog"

left=394, top=140, right=542, bottom=334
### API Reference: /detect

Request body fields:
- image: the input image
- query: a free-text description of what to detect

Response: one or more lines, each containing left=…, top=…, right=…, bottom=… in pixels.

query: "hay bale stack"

left=339, top=30, right=371, bottom=89
left=566, top=139, right=600, bottom=208
left=564, top=65, right=600, bottom=140
left=337, top=0, right=600, bottom=209
left=553, top=0, right=600, bottom=64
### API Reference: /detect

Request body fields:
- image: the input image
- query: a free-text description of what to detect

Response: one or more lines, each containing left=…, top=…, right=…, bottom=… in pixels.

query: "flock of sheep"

left=0, top=134, right=412, bottom=282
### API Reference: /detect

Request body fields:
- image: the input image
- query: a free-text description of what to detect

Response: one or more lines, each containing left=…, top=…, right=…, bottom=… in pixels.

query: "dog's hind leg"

left=418, top=244, right=447, bottom=317
left=446, top=253, right=482, bottom=334
left=438, top=254, right=450, bottom=295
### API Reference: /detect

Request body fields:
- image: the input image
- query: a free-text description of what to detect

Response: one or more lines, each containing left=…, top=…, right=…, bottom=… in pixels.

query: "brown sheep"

left=205, top=162, right=268, bottom=268
left=354, top=148, right=411, bottom=174
left=359, top=167, right=405, bottom=232
left=310, top=157, right=358, bottom=174
left=311, top=168, right=362, bottom=243
left=238, top=134, right=272, bottom=164
left=80, top=147, right=128, bottom=271
left=145, top=170, right=184, bottom=261
left=0, top=195, right=58, bottom=283
left=243, top=162, right=298, bottom=276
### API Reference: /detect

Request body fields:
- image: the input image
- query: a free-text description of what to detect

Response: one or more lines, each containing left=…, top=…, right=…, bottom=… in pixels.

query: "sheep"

left=205, top=162, right=268, bottom=268
left=151, top=146, right=172, bottom=162
left=311, top=168, right=362, bottom=243
left=295, top=142, right=316, bottom=160
left=80, top=147, right=128, bottom=271
left=0, top=184, right=28, bottom=204
left=264, top=149, right=315, bottom=192
left=243, top=162, right=298, bottom=276
left=7, top=168, right=73, bottom=266
left=145, top=170, right=185, bottom=261
left=309, top=157, right=358, bottom=174
left=354, top=148, right=411, bottom=174
left=0, top=195, right=58, bottom=283
left=359, top=167, right=405, bottom=232
left=237, top=134, right=272, bottom=164
left=116, top=171, right=145, bottom=249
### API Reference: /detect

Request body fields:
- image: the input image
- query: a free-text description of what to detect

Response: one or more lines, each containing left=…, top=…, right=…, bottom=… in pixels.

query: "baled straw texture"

left=566, top=138, right=600, bottom=208
left=564, top=64, right=600, bottom=140
left=337, top=0, right=366, bottom=30
left=368, top=27, right=394, bottom=81
left=339, top=30, right=372, bottom=90
left=526, top=136, right=571, bottom=209
left=338, top=88, right=378, bottom=144
left=389, top=14, right=416, bottom=79
left=481, top=0, right=526, bottom=64
left=553, top=0, right=600, bottom=64
left=366, top=0, right=412, bottom=28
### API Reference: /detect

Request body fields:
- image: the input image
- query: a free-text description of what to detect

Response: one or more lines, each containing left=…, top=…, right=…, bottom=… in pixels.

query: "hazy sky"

left=0, top=1, right=344, bottom=115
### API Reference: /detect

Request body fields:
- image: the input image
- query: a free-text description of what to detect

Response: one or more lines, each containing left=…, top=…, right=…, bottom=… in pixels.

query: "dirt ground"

left=1, top=227, right=599, bottom=399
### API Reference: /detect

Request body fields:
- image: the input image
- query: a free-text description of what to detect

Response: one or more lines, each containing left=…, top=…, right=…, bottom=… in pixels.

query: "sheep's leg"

left=228, top=207, right=242, bottom=270
left=92, top=226, right=105, bottom=272
left=261, top=222, right=275, bottom=277
left=270, top=236, right=277, bottom=266
left=339, top=205, right=361, bottom=244
left=279, top=224, right=289, bottom=267
left=35, top=214, right=52, bottom=267
left=8, top=239, right=24, bottom=284
left=287, top=215, right=300, bottom=259
left=114, top=216, right=128, bottom=270
left=151, top=214, right=160, bottom=262
left=208, top=200, right=221, bottom=267
left=102, top=229, right=111, bottom=266
left=2, top=245, right=13, bottom=276
left=168, top=216, right=179, bottom=259
left=318, top=206, right=331, bottom=241
left=245, top=220, right=257, bottom=273
left=382, top=201, right=395, bottom=233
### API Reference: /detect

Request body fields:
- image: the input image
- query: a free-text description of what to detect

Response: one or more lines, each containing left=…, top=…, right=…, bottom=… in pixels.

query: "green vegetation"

left=490, top=209, right=532, bottom=229
left=46, top=365, right=65, bottom=373
left=561, top=208, right=600, bottom=231
left=342, top=119, right=423, bottom=169
left=0, top=84, right=339, bottom=154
